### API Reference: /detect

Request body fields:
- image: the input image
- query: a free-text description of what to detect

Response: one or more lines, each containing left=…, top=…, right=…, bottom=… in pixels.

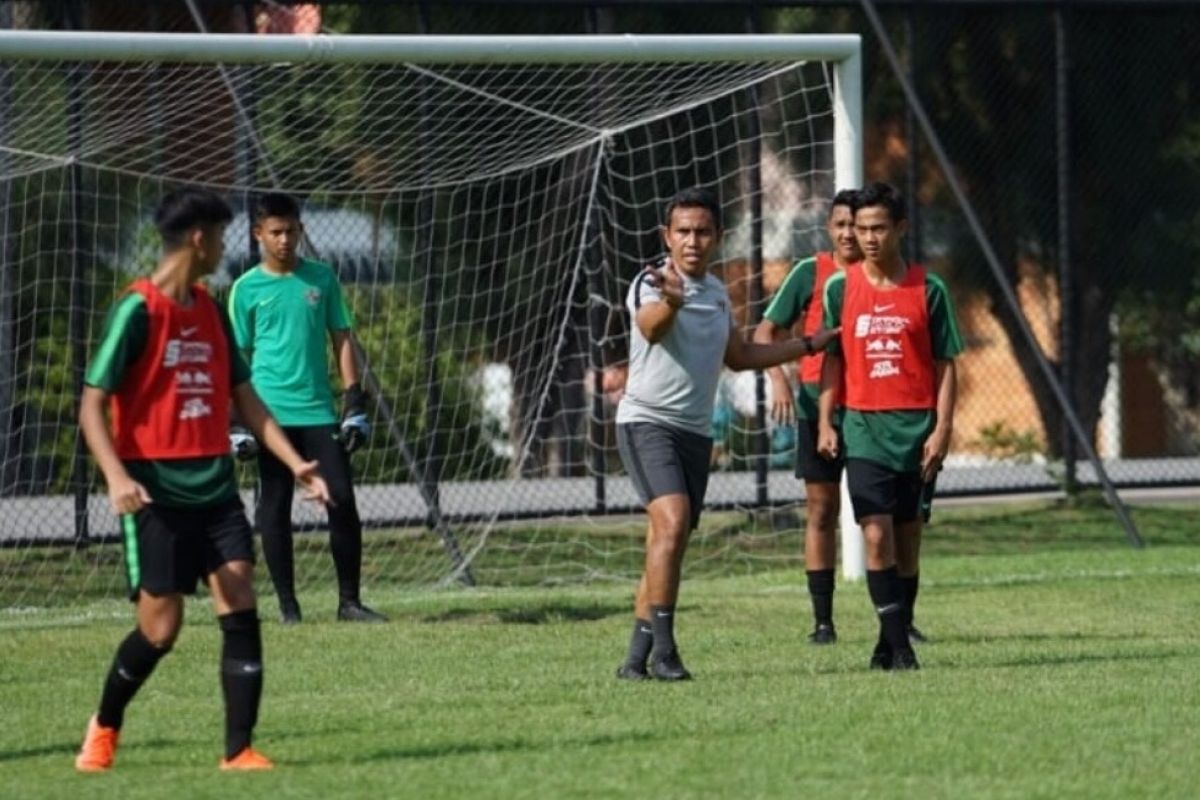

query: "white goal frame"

left=0, top=30, right=866, bottom=579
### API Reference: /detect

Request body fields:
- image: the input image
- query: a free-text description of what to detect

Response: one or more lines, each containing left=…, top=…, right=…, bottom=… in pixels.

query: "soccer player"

left=752, top=189, right=861, bottom=645
left=615, top=187, right=841, bottom=682
left=74, top=187, right=331, bottom=772
left=229, top=192, right=383, bottom=624
left=817, top=182, right=963, bottom=671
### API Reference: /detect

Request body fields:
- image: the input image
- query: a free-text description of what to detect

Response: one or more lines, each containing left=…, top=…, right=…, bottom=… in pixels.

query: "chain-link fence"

left=2, top=1, right=1198, bottom=568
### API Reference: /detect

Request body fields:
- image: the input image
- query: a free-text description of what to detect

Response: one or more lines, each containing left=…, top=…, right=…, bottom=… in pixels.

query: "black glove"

left=229, top=425, right=259, bottom=461
left=339, top=383, right=370, bottom=454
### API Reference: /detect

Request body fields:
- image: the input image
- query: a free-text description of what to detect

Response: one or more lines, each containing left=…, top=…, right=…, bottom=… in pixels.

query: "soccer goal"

left=0, top=31, right=862, bottom=606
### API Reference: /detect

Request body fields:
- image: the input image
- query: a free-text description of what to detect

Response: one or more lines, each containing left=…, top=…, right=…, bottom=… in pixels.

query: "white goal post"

left=0, top=31, right=865, bottom=603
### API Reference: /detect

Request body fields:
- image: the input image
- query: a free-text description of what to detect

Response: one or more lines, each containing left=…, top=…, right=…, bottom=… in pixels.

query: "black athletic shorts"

left=617, top=421, right=713, bottom=530
left=795, top=418, right=845, bottom=483
left=846, top=458, right=928, bottom=524
left=119, top=496, right=255, bottom=601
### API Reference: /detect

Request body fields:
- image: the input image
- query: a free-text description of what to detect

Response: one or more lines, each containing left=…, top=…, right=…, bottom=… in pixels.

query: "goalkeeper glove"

left=339, top=383, right=371, bottom=454
left=229, top=425, right=259, bottom=461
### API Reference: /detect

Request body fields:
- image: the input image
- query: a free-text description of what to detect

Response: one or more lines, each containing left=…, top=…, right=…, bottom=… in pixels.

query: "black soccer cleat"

left=869, top=640, right=892, bottom=671
left=649, top=649, right=692, bottom=681
left=907, top=624, right=929, bottom=644
left=615, top=663, right=650, bottom=682
left=337, top=601, right=388, bottom=623
left=807, top=624, right=837, bottom=645
left=279, top=599, right=302, bottom=625
left=891, top=647, right=920, bottom=671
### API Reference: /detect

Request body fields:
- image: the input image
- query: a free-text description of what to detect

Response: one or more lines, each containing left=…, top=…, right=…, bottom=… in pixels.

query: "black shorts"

left=120, top=497, right=255, bottom=601
left=795, top=418, right=844, bottom=484
left=617, top=421, right=713, bottom=530
left=846, top=459, right=928, bottom=524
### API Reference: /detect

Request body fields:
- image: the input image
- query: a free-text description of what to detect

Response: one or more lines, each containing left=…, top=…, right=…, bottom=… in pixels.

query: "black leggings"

left=255, top=424, right=362, bottom=604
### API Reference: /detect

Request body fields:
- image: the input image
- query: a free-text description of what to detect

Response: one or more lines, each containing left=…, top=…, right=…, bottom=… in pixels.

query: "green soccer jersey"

left=762, top=256, right=834, bottom=422
left=84, top=292, right=251, bottom=508
left=822, top=267, right=965, bottom=472
left=228, top=258, right=354, bottom=426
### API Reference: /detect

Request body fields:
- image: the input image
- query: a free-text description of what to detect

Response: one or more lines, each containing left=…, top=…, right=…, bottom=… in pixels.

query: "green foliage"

left=347, top=285, right=509, bottom=483
left=972, top=420, right=1043, bottom=464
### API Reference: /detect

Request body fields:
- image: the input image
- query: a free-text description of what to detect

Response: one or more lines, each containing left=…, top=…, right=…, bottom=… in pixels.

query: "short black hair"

left=830, top=188, right=859, bottom=213
left=254, top=191, right=302, bottom=223
left=663, top=187, right=722, bottom=230
left=853, top=182, right=907, bottom=224
left=154, top=187, right=233, bottom=251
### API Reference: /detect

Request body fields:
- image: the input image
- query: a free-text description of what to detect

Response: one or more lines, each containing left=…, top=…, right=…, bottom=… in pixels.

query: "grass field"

left=2, top=498, right=1198, bottom=799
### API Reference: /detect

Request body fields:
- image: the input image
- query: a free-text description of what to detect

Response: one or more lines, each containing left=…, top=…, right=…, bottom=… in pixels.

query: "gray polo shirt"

left=616, top=268, right=733, bottom=436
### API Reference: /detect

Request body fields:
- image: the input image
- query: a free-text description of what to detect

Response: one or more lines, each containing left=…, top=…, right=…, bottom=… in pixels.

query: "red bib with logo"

left=111, top=279, right=231, bottom=460
left=797, top=251, right=841, bottom=385
left=839, top=263, right=936, bottom=411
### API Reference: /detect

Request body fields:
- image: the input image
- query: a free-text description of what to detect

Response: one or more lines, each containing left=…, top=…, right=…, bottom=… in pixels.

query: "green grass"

left=2, top=499, right=1199, bottom=798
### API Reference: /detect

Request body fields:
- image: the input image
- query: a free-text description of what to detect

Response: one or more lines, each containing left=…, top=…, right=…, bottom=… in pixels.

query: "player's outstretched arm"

left=752, top=319, right=796, bottom=425
left=816, top=352, right=842, bottom=461
left=725, top=325, right=840, bottom=372
left=232, top=382, right=333, bottom=506
left=79, top=385, right=152, bottom=514
left=635, top=261, right=686, bottom=343
left=921, top=359, right=957, bottom=483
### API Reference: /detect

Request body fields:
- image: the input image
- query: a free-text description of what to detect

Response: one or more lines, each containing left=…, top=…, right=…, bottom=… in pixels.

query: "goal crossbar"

left=0, top=31, right=860, bottom=65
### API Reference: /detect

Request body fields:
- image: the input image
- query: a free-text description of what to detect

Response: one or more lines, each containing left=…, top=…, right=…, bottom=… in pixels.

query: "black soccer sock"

left=649, top=605, right=678, bottom=657
left=219, top=610, right=264, bottom=759
left=806, top=569, right=836, bottom=628
left=866, top=568, right=909, bottom=653
left=624, top=618, right=654, bottom=668
left=259, top=527, right=297, bottom=606
left=899, top=573, right=920, bottom=628
left=97, top=628, right=170, bottom=729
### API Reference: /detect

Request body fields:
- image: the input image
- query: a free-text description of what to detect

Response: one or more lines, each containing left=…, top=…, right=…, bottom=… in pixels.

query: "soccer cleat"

left=891, top=647, right=920, bottom=671
left=807, top=624, right=837, bottom=645
left=615, top=663, right=650, bottom=681
left=649, top=649, right=692, bottom=681
left=75, top=715, right=119, bottom=772
left=337, top=600, right=387, bottom=623
left=279, top=599, right=302, bottom=625
left=907, top=624, right=929, bottom=644
left=869, top=640, right=893, bottom=671
left=219, top=746, right=275, bottom=771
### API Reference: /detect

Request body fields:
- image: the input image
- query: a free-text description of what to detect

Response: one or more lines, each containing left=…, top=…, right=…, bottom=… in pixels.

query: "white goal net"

left=0, top=32, right=861, bottom=606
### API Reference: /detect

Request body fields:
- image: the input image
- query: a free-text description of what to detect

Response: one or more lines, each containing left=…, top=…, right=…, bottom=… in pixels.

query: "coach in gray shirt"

left=615, top=187, right=840, bottom=682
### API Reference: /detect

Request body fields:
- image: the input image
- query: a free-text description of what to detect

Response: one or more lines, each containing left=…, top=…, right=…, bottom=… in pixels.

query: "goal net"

left=0, top=32, right=861, bottom=607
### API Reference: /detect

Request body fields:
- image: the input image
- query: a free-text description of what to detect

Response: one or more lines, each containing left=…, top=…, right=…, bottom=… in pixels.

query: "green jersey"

left=762, top=254, right=839, bottom=422
left=822, top=267, right=964, bottom=472
left=228, top=258, right=353, bottom=426
left=84, top=292, right=251, bottom=508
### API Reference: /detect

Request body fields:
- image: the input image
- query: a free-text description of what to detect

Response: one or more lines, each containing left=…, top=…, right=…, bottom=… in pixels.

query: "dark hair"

left=154, top=187, right=233, bottom=250
left=853, top=182, right=907, bottom=223
left=254, top=191, right=302, bottom=222
left=830, top=188, right=859, bottom=213
left=663, top=187, right=722, bottom=230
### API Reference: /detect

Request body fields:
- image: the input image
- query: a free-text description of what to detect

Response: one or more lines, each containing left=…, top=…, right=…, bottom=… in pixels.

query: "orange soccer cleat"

left=74, top=715, right=120, bottom=772
left=219, top=746, right=275, bottom=771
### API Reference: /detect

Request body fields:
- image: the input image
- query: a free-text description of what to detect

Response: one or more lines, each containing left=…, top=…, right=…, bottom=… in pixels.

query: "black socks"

left=649, top=604, right=677, bottom=658
left=219, top=610, right=264, bottom=759
left=624, top=618, right=654, bottom=668
left=866, top=567, right=909, bottom=652
left=806, top=569, right=835, bottom=628
left=97, top=628, right=170, bottom=729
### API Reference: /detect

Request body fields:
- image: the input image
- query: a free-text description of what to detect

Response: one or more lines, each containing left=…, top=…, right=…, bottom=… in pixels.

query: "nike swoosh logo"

left=873, top=304, right=895, bottom=313
left=258, top=297, right=276, bottom=307
left=180, top=326, right=198, bottom=337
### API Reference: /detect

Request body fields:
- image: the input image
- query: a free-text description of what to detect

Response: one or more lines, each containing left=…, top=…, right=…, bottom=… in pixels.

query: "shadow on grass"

left=0, top=737, right=177, bottom=764
left=421, top=602, right=628, bottom=625
left=299, top=730, right=660, bottom=765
